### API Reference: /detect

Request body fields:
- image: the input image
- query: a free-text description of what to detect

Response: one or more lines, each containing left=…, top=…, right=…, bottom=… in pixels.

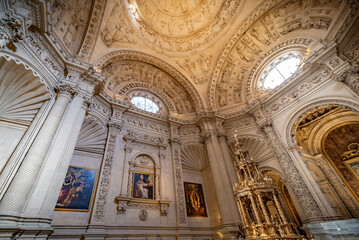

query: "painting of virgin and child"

left=55, top=166, right=97, bottom=211
left=132, top=172, right=154, bottom=199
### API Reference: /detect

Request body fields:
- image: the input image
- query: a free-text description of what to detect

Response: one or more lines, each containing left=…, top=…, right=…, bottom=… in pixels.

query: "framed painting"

left=55, top=166, right=97, bottom=211
left=184, top=182, right=208, bottom=217
left=132, top=172, right=154, bottom=199
left=344, top=157, right=359, bottom=181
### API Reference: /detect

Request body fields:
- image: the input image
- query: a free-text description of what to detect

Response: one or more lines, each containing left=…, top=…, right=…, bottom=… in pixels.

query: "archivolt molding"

left=96, top=50, right=204, bottom=112
left=209, top=0, right=343, bottom=109
left=246, top=38, right=313, bottom=102
left=284, top=98, right=359, bottom=150
left=77, top=0, right=107, bottom=59
left=118, top=83, right=174, bottom=114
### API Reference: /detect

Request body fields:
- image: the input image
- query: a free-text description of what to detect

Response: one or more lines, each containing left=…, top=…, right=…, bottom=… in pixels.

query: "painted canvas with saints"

left=184, top=182, right=208, bottom=217
left=55, top=166, right=97, bottom=211
left=132, top=172, right=154, bottom=199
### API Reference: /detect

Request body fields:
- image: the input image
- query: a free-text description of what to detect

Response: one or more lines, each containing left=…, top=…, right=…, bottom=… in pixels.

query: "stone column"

left=89, top=121, right=122, bottom=228
left=261, top=123, right=323, bottom=223
left=24, top=93, right=90, bottom=218
left=0, top=85, right=73, bottom=223
left=218, top=136, right=238, bottom=186
left=204, top=133, right=238, bottom=225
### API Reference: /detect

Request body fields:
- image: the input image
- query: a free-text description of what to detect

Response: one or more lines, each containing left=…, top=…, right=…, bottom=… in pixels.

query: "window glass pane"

left=276, top=58, right=300, bottom=79
left=262, top=55, right=301, bottom=89
left=263, top=68, right=285, bottom=89
left=131, top=96, right=159, bottom=113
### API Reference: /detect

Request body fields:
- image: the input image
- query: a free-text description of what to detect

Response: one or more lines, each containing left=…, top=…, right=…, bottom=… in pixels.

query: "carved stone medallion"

left=139, top=209, right=148, bottom=221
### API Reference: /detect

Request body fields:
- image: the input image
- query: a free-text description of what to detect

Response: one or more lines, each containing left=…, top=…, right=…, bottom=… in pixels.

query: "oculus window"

left=131, top=96, right=159, bottom=113
left=259, top=53, right=301, bottom=90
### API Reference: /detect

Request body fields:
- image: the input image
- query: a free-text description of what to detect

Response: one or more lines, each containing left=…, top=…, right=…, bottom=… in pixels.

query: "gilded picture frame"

left=55, top=166, right=98, bottom=212
left=344, top=157, right=359, bottom=181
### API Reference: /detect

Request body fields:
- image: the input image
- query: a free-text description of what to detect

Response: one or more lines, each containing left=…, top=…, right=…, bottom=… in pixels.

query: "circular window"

left=131, top=96, right=159, bottom=113
left=259, top=53, right=301, bottom=90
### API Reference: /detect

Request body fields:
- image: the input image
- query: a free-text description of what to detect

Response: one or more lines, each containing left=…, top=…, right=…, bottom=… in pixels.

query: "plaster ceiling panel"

left=50, top=0, right=94, bottom=55
left=125, top=0, right=244, bottom=53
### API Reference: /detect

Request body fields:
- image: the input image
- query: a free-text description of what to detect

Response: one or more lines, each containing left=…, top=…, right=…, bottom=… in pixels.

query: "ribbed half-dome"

left=229, top=136, right=273, bottom=163
left=75, top=117, right=107, bottom=154
left=181, top=143, right=209, bottom=171
left=0, top=58, right=50, bottom=123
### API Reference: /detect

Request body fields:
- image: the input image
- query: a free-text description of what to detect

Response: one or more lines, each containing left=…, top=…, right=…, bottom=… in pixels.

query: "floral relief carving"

left=261, top=123, right=323, bottom=220
left=93, top=123, right=122, bottom=222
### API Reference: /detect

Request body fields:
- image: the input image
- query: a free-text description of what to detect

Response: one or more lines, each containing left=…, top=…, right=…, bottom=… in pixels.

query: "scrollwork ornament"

left=261, top=123, right=323, bottom=220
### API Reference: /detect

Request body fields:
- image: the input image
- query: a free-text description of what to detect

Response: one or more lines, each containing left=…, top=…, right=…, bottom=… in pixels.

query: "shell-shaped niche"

left=229, top=136, right=273, bottom=163
left=0, top=58, right=50, bottom=124
left=181, top=143, right=209, bottom=171
left=75, top=117, right=107, bottom=154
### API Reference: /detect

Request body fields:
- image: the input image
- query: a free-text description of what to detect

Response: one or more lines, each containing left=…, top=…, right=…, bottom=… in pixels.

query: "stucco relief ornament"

left=0, top=15, right=23, bottom=52
left=139, top=209, right=148, bottom=221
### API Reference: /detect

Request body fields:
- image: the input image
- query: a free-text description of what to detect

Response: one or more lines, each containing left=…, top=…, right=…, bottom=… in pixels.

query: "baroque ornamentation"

left=124, top=0, right=243, bottom=53
left=96, top=51, right=204, bottom=112
left=261, top=123, right=323, bottom=220
left=103, top=60, right=195, bottom=114
left=93, top=123, right=122, bottom=222
left=209, top=0, right=341, bottom=109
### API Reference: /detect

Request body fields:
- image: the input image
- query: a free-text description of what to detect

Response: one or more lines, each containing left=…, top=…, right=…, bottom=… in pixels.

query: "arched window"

left=259, top=53, right=301, bottom=90
left=131, top=96, right=159, bottom=113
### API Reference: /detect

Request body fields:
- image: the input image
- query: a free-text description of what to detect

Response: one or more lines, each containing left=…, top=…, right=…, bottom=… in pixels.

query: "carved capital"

left=108, top=121, right=123, bottom=134
left=55, top=83, right=77, bottom=100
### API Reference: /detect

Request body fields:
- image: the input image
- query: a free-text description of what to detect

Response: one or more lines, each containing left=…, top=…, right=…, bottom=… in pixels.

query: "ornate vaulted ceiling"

left=49, top=0, right=352, bottom=116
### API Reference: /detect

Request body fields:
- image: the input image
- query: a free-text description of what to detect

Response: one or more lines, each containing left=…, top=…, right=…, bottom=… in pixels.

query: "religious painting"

left=132, top=172, right=154, bottom=199
left=184, top=182, right=208, bottom=217
left=55, top=166, right=97, bottom=211
left=344, top=157, right=359, bottom=181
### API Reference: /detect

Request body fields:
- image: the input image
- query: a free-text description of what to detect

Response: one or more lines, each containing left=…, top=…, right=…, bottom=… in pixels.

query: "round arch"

left=96, top=50, right=204, bottom=113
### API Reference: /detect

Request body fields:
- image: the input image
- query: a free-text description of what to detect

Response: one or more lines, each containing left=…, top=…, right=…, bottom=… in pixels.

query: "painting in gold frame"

left=344, top=157, right=359, bottom=181
left=55, top=166, right=97, bottom=211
